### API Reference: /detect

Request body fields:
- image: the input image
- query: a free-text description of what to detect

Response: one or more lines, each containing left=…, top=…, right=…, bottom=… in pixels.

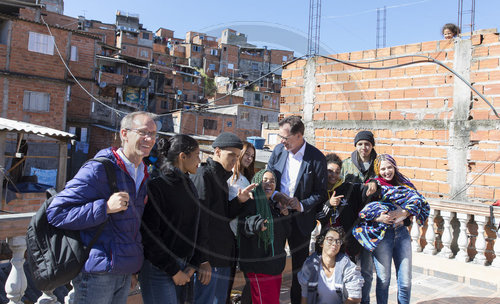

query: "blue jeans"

left=72, top=272, right=131, bottom=304
left=360, top=248, right=374, bottom=304
left=372, top=225, right=412, bottom=304
left=193, top=266, right=231, bottom=304
left=139, top=259, right=185, bottom=304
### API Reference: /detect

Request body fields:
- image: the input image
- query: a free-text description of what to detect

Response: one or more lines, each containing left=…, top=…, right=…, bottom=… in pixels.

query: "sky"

left=63, top=0, right=500, bottom=56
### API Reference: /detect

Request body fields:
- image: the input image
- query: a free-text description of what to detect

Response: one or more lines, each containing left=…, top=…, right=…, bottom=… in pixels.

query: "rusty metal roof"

left=0, top=118, right=76, bottom=140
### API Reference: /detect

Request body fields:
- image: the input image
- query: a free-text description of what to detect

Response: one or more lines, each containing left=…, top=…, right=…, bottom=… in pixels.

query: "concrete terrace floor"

left=229, top=256, right=500, bottom=304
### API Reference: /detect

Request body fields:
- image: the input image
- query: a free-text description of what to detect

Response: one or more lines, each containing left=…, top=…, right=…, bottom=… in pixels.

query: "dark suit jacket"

left=267, top=142, right=328, bottom=236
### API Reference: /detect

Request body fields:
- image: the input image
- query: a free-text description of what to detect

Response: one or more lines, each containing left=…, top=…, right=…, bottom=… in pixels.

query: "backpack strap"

left=83, top=157, right=119, bottom=251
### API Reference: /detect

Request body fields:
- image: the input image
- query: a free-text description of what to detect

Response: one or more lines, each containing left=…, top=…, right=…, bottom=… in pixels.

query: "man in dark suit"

left=267, top=116, right=328, bottom=304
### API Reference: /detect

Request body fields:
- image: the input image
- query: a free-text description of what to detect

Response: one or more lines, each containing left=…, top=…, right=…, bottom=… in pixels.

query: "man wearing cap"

left=191, top=132, right=257, bottom=304
left=340, top=130, right=378, bottom=304
left=266, top=116, right=328, bottom=304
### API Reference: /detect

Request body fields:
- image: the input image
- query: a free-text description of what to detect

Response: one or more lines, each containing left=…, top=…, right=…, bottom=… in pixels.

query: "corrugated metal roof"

left=0, top=118, right=76, bottom=140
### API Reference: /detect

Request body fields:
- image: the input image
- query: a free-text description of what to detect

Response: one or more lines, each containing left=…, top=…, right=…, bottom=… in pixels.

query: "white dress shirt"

left=280, top=141, right=306, bottom=211
left=116, top=148, right=145, bottom=194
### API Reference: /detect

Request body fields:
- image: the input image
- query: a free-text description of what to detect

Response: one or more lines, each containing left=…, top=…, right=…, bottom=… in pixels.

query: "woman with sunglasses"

left=299, top=226, right=364, bottom=304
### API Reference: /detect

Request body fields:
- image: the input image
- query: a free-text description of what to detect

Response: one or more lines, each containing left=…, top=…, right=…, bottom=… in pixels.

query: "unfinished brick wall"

left=281, top=31, right=500, bottom=203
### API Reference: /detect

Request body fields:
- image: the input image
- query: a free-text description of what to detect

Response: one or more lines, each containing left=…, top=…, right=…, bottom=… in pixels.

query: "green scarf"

left=251, top=169, right=276, bottom=256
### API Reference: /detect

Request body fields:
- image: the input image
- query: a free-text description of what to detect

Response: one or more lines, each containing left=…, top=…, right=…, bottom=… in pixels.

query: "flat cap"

left=212, top=132, right=243, bottom=149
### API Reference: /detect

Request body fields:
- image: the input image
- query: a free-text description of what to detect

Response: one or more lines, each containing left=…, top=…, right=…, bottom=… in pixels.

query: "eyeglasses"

left=277, top=133, right=294, bottom=141
left=126, top=128, right=158, bottom=140
left=324, top=237, right=342, bottom=245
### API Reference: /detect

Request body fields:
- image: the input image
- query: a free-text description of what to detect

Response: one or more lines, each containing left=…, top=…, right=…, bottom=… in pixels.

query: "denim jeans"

left=193, top=266, right=231, bottom=304
left=72, top=272, right=131, bottom=304
left=139, top=259, right=186, bottom=304
left=372, top=225, right=412, bottom=304
left=360, top=248, right=374, bottom=304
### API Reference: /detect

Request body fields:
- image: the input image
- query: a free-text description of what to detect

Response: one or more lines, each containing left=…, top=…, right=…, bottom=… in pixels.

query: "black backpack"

left=26, top=157, right=118, bottom=291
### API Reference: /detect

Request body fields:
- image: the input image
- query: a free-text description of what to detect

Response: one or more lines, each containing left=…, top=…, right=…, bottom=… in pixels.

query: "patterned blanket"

left=352, top=186, right=430, bottom=251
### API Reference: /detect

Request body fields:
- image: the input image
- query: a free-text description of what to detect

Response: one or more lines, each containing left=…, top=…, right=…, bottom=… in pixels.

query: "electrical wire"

left=318, top=54, right=500, bottom=119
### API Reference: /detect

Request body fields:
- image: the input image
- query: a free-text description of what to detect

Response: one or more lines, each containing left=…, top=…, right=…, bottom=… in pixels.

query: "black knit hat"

left=212, top=132, right=243, bottom=149
left=354, top=130, right=375, bottom=146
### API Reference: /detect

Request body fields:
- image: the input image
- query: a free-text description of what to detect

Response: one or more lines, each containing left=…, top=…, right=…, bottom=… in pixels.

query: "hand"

left=261, top=219, right=268, bottom=231
left=130, top=274, right=138, bottom=289
left=273, top=192, right=290, bottom=205
left=184, top=266, right=196, bottom=278
left=172, top=270, right=191, bottom=286
left=277, top=201, right=289, bottom=216
left=328, top=191, right=344, bottom=207
left=387, top=206, right=408, bottom=222
left=375, top=211, right=394, bottom=224
left=366, top=182, right=378, bottom=197
left=237, top=183, right=258, bottom=203
left=287, top=197, right=301, bottom=211
left=198, top=262, right=212, bottom=285
left=107, top=192, right=130, bottom=214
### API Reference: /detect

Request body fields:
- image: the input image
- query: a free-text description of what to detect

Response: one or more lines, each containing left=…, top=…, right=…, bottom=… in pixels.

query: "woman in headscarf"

left=238, top=169, right=290, bottom=304
left=353, top=154, right=429, bottom=304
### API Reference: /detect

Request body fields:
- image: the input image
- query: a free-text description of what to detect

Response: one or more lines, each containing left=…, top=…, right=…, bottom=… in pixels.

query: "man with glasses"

left=266, top=115, right=328, bottom=304
left=47, top=111, right=157, bottom=304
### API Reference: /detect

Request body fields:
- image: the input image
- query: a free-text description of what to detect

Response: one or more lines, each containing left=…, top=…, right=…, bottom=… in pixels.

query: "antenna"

left=376, top=6, right=387, bottom=49
left=307, top=0, right=322, bottom=56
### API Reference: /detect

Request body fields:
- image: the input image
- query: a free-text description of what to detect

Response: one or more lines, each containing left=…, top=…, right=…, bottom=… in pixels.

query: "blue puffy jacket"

left=46, top=148, right=148, bottom=274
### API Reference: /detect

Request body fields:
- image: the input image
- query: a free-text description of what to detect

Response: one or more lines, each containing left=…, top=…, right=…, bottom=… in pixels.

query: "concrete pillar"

left=448, top=39, right=472, bottom=201
left=302, top=57, right=316, bottom=145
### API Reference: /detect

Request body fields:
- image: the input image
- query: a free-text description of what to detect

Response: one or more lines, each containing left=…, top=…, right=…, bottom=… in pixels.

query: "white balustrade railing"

left=1, top=201, right=499, bottom=303
left=411, top=200, right=500, bottom=267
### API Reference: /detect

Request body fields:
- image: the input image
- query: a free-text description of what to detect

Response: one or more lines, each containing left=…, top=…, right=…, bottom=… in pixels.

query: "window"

left=203, top=119, right=217, bottom=130
left=260, top=115, right=268, bottom=122
left=210, top=49, right=218, bottom=56
left=142, top=32, right=150, bottom=39
left=23, top=91, right=50, bottom=112
left=264, top=94, right=270, bottom=100
left=193, top=45, right=201, bottom=52
left=161, top=100, right=169, bottom=109
left=70, top=45, right=78, bottom=61
left=28, top=32, right=54, bottom=55
left=209, top=64, right=215, bottom=71
left=228, top=63, right=234, bottom=70
left=240, top=111, right=249, bottom=120
left=140, top=50, right=149, bottom=58
left=254, top=93, right=261, bottom=101
left=223, top=46, right=227, bottom=51
left=251, top=62, right=259, bottom=71
left=282, top=55, right=288, bottom=61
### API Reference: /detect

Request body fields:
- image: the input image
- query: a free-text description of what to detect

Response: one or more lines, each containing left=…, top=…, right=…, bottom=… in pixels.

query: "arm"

left=343, top=260, right=364, bottom=301
left=299, top=152, right=328, bottom=213
left=47, top=162, right=110, bottom=230
left=141, top=179, right=180, bottom=276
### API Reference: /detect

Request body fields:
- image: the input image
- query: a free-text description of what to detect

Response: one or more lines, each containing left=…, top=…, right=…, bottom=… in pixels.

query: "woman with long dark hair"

left=353, top=154, right=429, bottom=304
left=139, top=135, right=206, bottom=304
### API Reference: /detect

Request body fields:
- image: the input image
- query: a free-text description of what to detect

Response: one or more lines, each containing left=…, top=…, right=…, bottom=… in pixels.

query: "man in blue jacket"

left=266, top=115, right=328, bottom=304
left=47, top=111, right=157, bottom=304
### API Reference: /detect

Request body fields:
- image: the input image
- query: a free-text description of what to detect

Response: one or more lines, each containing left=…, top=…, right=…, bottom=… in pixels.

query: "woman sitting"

left=298, top=226, right=364, bottom=304
left=238, top=169, right=290, bottom=304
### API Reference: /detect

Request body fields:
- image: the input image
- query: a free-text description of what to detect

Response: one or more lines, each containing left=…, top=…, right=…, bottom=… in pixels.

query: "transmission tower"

left=376, top=6, right=386, bottom=49
left=307, top=0, right=321, bottom=56
left=458, top=0, right=475, bottom=34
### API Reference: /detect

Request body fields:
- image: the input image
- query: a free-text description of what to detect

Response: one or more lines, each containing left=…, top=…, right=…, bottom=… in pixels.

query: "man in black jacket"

left=191, top=132, right=256, bottom=304
left=266, top=116, right=328, bottom=304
